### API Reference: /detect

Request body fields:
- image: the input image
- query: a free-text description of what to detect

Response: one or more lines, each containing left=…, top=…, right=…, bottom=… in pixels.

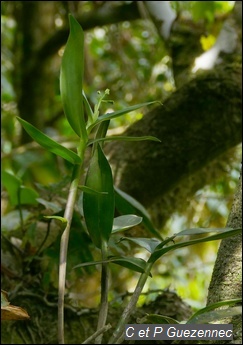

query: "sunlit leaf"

left=1, top=305, right=30, bottom=321
left=112, top=215, right=143, bottom=233
left=1, top=291, right=30, bottom=320
left=16, top=117, right=82, bottom=164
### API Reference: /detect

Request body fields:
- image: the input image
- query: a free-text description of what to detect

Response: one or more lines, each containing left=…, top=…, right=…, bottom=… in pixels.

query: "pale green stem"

left=108, top=262, right=153, bottom=344
left=58, top=163, right=83, bottom=344
left=95, top=240, right=109, bottom=344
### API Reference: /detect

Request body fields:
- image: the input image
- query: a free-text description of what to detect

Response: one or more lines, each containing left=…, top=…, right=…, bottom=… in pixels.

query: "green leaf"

left=2, top=170, right=39, bottom=206
left=119, top=237, right=161, bottom=253
left=16, top=117, right=82, bottom=164
left=187, top=298, right=242, bottom=324
left=83, top=91, right=94, bottom=127
left=92, top=120, right=110, bottom=150
left=18, top=186, right=39, bottom=206
left=108, top=256, right=149, bottom=275
left=115, top=187, right=163, bottom=240
left=138, top=314, right=180, bottom=324
left=36, top=198, right=62, bottom=213
left=88, top=101, right=160, bottom=131
left=43, top=216, right=68, bottom=224
left=88, top=135, right=161, bottom=146
left=175, top=227, right=236, bottom=236
left=73, top=256, right=148, bottom=275
left=78, top=185, right=108, bottom=195
left=149, top=227, right=242, bottom=264
left=83, top=144, right=115, bottom=248
left=188, top=307, right=242, bottom=324
left=60, top=15, right=87, bottom=140
left=112, top=215, right=143, bottom=233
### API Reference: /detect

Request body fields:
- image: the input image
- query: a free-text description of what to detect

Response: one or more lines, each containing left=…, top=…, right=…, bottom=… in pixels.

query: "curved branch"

left=106, top=62, right=242, bottom=223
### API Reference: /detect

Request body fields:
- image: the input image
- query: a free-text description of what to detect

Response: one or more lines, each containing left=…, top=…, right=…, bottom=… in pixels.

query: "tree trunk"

left=206, top=169, right=242, bottom=344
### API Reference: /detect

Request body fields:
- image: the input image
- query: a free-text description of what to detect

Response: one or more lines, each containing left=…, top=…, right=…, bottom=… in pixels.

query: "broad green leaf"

left=187, top=298, right=242, bottom=324
left=60, top=15, right=87, bottom=140
left=88, top=135, right=161, bottom=146
left=88, top=101, right=160, bottom=131
left=149, top=228, right=241, bottom=264
left=112, top=215, right=143, bottom=233
left=16, top=117, right=82, bottom=164
left=138, top=314, right=179, bottom=324
left=115, top=187, right=163, bottom=240
left=83, top=144, right=115, bottom=248
left=2, top=170, right=39, bottom=206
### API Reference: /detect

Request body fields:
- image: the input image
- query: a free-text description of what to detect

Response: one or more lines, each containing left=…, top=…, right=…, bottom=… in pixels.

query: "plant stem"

left=95, top=240, right=109, bottom=344
left=82, top=324, right=112, bottom=344
left=58, top=163, right=83, bottom=344
left=17, top=187, right=24, bottom=232
left=108, top=262, right=153, bottom=344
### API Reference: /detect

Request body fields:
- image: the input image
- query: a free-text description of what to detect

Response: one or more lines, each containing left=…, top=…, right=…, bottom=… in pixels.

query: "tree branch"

left=106, top=62, right=242, bottom=226
left=37, top=2, right=140, bottom=61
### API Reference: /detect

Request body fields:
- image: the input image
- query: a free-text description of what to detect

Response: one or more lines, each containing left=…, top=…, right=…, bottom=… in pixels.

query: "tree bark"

left=107, top=62, right=242, bottom=227
left=206, top=169, right=242, bottom=344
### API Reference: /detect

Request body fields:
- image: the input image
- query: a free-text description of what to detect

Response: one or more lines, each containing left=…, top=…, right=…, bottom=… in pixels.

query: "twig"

left=58, top=164, right=83, bottom=344
left=82, top=324, right=112, bottom=344
left=108, top=262, right=153, bottom=344
left=95, top=241, right=109, bottom=344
